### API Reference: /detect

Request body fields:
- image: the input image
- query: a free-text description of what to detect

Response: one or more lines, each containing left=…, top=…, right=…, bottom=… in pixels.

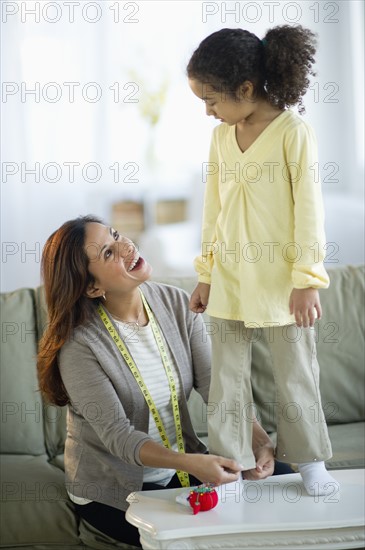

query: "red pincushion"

left=188, top=487, right=218, bottom=515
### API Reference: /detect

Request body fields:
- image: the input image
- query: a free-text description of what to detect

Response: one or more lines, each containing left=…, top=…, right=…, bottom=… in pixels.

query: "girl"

left=187, top=26, right=339, bottom=496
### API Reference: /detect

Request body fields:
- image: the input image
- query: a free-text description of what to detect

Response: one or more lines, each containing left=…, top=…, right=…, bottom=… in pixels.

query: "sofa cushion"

left=315, top=265, right=365, bottom=424
left=0, top=454, right=80, bottom=546
left=0, top=289, right=45, bottom=455
left=251, top=265, right=365, bottom=432
left=156, top=267, right=365, bottom=430
left=326, top=422, right=365, bottom=470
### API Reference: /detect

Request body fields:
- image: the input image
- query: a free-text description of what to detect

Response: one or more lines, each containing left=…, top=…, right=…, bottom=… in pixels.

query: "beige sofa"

left=1, top=265, right=364, bottom=549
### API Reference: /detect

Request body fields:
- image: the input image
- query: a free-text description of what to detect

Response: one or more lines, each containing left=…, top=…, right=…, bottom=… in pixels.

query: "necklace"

left=107, top=301, right=144, bottom=326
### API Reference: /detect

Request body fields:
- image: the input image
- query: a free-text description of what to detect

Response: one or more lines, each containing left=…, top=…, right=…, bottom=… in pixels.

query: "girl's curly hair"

left=187, top=25, right=317, bottom=115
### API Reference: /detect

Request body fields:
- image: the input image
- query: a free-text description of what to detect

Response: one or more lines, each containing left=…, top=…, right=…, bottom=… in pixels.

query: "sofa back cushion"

left=252, top=265, right=365, bottom=431
left=152, top=266, right=365, bottom=434
left=0, top=289, right=46, bottom=455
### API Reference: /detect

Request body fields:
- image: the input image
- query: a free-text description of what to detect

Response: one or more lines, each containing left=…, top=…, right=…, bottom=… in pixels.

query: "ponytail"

left=262, top=25, right=317, bottom=114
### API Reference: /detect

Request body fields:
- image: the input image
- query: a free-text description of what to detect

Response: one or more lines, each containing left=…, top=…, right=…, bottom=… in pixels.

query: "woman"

left=38, top=215, right=278, bottom=548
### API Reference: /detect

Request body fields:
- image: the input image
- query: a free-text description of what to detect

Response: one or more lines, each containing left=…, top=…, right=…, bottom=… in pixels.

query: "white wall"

left=1, top=1, right=364, bottom=292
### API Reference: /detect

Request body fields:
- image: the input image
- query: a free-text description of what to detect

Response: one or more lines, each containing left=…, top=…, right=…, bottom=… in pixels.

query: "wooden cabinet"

left=111, top=198, right=188, bottom=243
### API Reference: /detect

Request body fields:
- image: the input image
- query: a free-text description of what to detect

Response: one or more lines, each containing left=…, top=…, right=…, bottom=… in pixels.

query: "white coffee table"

left=126, top=469, right=364, bottom=549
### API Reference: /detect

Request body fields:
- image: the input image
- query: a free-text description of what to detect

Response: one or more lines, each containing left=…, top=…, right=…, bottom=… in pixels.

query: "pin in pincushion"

left=188, top=485, right=218, bottom=515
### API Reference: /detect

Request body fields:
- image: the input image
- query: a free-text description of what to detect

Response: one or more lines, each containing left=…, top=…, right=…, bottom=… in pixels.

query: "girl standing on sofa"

left=37, top=215, right=281, bottom=547
left=187, top=26, right=339, bottom=496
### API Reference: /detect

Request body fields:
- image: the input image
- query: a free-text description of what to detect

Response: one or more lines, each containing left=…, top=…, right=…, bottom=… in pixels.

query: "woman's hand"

left=189, top=282, right=211, bottom=313
left=140, top=441, right=242, bottom=486
left=184, top=453, right=243, bottom=485
left=289, top=288, right=322, bottom=327
left=242, top=443, right=275, bottom=481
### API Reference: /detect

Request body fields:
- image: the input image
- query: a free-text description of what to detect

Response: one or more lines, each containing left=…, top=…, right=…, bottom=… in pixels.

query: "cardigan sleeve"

left=194, top=128, right=221, bottom=284
left=285, top=122, right=330, bottom=289
left=59, top=335, right=152, bottom=466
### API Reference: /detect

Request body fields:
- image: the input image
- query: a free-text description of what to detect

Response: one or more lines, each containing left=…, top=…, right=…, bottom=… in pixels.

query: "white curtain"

left=1, top=1, right=364, bottom=291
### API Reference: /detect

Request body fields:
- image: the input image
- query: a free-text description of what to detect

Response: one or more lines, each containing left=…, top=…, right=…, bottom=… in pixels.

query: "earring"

left=102, top=292, right=106, bottom=301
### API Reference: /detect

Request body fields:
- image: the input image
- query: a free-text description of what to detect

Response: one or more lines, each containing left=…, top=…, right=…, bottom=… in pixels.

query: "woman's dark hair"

left=187, top=25, right=317, bottom=114
left=37, top=215, right=103, bottom=406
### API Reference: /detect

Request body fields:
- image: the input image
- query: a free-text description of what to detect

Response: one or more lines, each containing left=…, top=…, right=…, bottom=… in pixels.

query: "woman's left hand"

left=242, top=443, right=275, bottom=480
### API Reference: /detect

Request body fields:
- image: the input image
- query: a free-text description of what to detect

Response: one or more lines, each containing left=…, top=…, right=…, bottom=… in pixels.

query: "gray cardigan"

left=59, top=282, right=210, bottom=511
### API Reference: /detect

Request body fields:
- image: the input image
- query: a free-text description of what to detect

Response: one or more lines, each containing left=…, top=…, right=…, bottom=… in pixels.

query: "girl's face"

left=189, top=79, right=256, bottom=125
left=84, top=222, right=152, bottom=298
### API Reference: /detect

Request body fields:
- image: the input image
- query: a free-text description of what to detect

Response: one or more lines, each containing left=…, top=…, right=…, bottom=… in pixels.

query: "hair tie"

left=261, top=38, right=267, bottom=47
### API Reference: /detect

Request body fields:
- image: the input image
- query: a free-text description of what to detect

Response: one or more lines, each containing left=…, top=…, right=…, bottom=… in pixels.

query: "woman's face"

left=188, top=79, right=256, bottom=125
left=84, top=222, right=152, bottom=298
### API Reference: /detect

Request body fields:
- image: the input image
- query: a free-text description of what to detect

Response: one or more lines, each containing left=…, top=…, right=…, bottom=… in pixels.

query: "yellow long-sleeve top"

left=195, top=109, right=329, bottom=326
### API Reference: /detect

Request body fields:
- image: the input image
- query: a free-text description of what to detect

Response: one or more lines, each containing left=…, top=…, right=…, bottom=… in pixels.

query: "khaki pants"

left=208, top=318, right=333, bottom=468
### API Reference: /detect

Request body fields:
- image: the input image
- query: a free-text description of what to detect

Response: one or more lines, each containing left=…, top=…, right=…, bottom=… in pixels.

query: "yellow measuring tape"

left=97, top=290, right=190, bottom=488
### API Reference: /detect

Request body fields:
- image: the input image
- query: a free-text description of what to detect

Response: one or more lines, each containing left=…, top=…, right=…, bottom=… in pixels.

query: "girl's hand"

left=185, top=454, right=243, bottom=485
left=242, top=443, right=275, bottom=481
left=189, top=282, right=211, bottom=313
left=289, top=288, right=322, bottom=327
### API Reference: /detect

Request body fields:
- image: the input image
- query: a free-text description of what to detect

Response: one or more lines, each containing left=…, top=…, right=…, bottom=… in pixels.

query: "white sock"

left=298, top=462, right=340, bottom=497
